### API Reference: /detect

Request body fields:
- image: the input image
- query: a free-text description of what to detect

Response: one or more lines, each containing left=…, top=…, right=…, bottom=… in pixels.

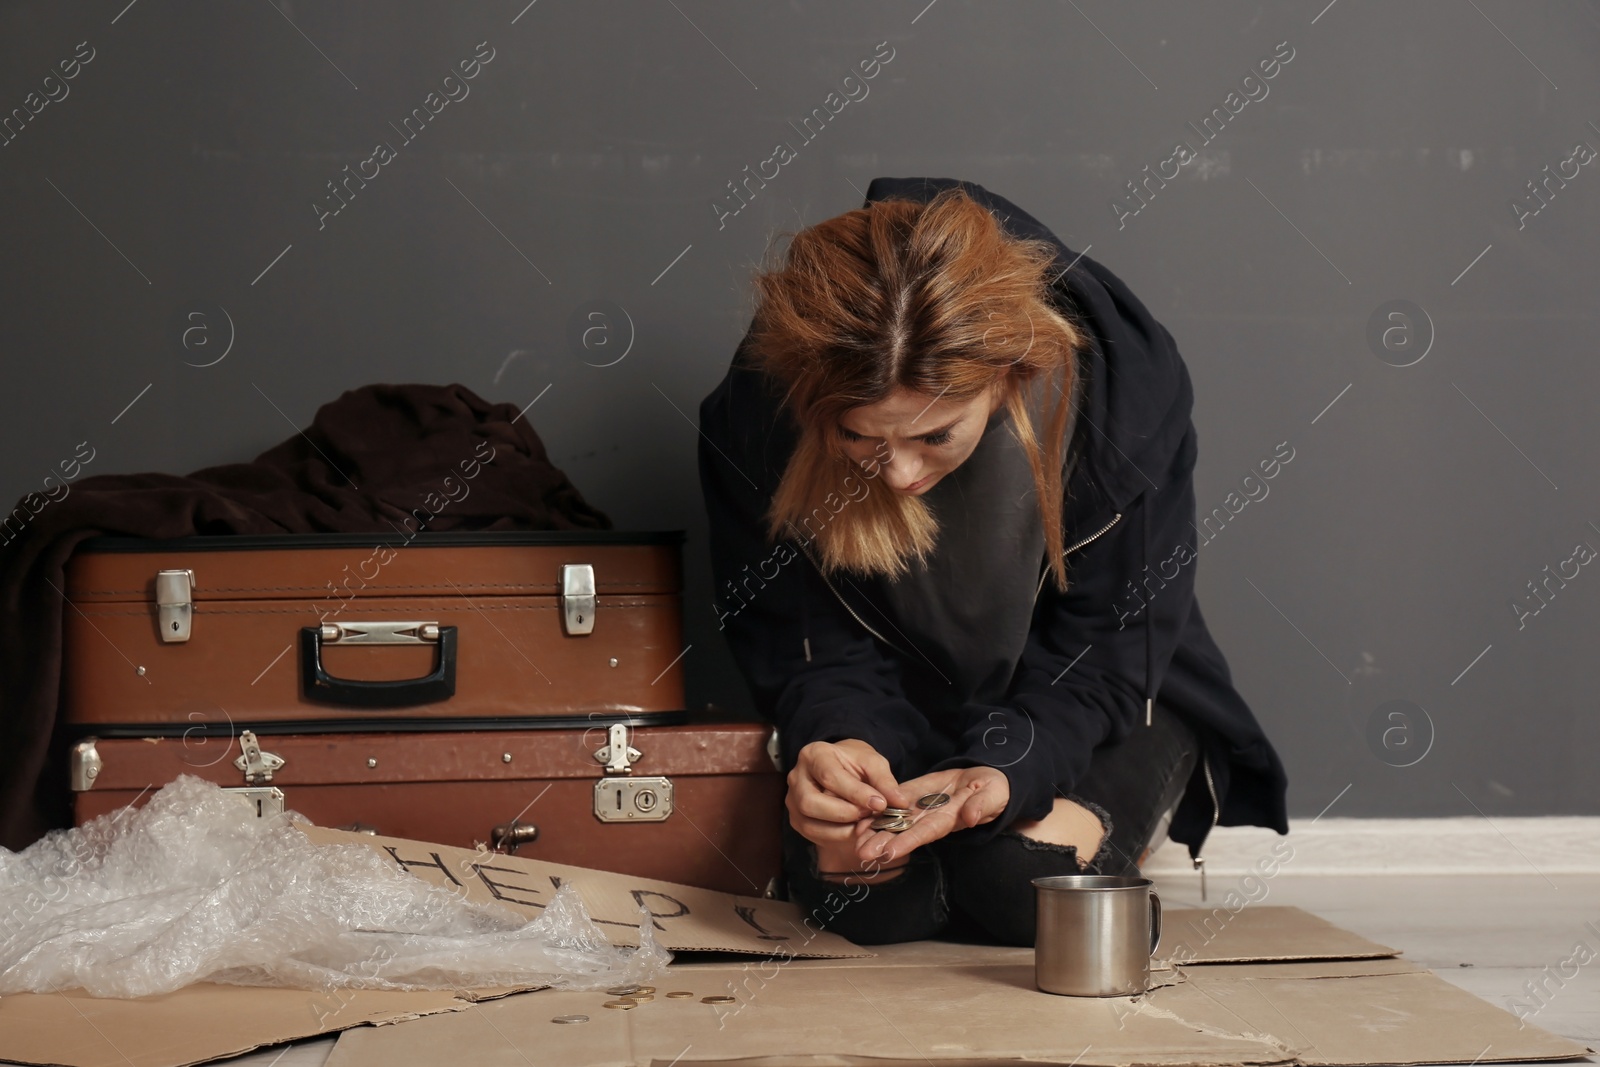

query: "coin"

left=878, top=807, right=912, bottom=817
left=666, top=991, right=695, bottom=999
left=917, top=793, right=951, bottom=809
left=552, top=1014, right=589, bottom=1024
left=630, top=993, right=655, bottom=1002
left=870, top=815, right=911, bottom=832
left=602, top=999, right=637, bottom=1010
left=637, top=986, right=656, bottom=994
left=605, top=985, right=641, bottom=996
left=701, top=995, right=736, bottom=1004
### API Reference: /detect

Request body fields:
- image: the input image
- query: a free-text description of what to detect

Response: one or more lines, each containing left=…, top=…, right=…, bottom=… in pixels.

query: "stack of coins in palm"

left=869, top=792, right=950, bottom=832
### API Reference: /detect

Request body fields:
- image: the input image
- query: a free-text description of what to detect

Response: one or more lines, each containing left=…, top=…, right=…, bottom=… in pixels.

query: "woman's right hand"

left=785, top=739, right=911, bottom=849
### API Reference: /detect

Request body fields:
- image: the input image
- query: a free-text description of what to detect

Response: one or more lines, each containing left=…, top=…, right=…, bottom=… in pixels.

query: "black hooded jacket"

left=697, top=176, right=1289, bottom=861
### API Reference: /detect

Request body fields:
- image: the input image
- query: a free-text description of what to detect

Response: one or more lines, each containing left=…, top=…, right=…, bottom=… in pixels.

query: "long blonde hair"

left=745, top=187, right=1088, bottom=593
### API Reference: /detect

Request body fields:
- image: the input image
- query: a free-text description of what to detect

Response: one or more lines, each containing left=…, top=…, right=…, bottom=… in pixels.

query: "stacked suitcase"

left=60, top=531, right=784, bottom=897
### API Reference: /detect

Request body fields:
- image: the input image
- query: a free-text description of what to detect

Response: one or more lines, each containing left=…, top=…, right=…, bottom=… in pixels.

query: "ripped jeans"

left=781, top=701, right=1198, bottom=946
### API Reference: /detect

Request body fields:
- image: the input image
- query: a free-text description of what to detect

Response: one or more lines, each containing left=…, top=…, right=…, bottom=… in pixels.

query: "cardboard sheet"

left=325, top=960, right=1284, bottom=1067
left=1162, top=904, right=1399, bottom=964
left=299, top=825, right=869, bottom=958
left=3, top=824, right=1588, bottom=1067
left=1168, top=963, right=1591, bottom=1066
left=0, top=982, right=520, bottom=1067
left=0, top=825, right=865, bottom=1067
left=325, top=964, right=1594, bottom=1067
left=319, top=907, right=1594, bottom=1067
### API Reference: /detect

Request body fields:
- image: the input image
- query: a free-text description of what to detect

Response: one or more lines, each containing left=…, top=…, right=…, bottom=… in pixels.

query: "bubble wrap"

left=0, top=775, right=671, bottom=997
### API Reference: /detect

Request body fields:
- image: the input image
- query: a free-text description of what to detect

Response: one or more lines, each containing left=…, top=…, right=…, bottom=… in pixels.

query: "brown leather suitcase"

left=69, top=718, right=786, bottom=897
left=60, top=531, right=687, bottom=731
left=59, top=531, right=785, bottom=895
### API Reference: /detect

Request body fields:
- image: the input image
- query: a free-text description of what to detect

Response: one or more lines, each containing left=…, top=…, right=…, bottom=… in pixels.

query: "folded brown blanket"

left=0, top=382, right=609, bottom=850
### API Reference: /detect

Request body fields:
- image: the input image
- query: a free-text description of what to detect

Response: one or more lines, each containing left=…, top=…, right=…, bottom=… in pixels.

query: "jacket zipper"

left=1063, top=511, right=1123, bottom=556
left=1034, top=511, right=1123, bottom=605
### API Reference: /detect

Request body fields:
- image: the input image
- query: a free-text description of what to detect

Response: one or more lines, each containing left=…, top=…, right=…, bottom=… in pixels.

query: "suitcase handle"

left=299, top=624, right=458, bottom=708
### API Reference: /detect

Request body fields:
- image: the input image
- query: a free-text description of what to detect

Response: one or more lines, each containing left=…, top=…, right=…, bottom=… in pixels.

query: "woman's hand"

left=786, top=739, right=912, bottom=849
left=853, top=764, right=1011, bottom=865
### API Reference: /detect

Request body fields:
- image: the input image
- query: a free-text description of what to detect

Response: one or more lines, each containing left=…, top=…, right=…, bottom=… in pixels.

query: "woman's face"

left=836, top=381, right=1006, bottom=495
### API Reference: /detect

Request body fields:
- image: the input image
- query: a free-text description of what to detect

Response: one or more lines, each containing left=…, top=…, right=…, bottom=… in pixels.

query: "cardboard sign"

left=299, top=825, right=871, bottom=958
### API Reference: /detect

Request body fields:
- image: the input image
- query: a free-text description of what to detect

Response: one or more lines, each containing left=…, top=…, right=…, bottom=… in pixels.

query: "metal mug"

left=1032, top=874, right=1163, bottom=997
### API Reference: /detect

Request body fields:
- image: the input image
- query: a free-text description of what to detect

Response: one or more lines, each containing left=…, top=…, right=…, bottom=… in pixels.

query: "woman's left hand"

left=853, top=764, right=1011, bottom=865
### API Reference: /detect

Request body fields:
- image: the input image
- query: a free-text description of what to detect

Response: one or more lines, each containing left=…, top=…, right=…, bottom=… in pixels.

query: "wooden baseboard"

left=1142, top=816, right=1600, bottom=876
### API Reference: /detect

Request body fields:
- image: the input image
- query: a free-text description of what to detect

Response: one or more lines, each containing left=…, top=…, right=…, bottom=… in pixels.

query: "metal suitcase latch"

left=70, top=739, right=102, bottom=791
left=156, top=569, right=195, bottom=643
left=234, top=730, right=285, bottom=784
left=592, top=723, right=641, bottom=774
left=591, top=723, right=672, bottom=823
left=224, top=786, right=285, bottom=818
left=561, top=563, right=596, bottom=635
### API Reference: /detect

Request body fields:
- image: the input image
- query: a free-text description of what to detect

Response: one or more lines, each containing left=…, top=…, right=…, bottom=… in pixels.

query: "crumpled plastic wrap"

left=0, top=775, right=671, bottom=998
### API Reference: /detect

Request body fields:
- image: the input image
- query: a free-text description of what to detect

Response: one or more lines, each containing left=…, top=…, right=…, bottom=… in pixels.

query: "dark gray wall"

left=3, top=1, right=1596, bottom=819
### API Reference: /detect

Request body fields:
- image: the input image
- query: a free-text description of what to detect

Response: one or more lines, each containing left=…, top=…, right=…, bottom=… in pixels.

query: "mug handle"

left=1148, top=889, right=1163, bottom=956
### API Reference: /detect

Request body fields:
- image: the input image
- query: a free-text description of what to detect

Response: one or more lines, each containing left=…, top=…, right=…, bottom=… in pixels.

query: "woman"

left=697, top=177, right=1288, bottom=946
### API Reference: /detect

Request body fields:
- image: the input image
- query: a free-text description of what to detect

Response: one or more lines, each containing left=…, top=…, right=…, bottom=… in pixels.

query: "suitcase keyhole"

left=616, top=787, right=623, bottom=812
left=171, top=621, right=179, bottom=632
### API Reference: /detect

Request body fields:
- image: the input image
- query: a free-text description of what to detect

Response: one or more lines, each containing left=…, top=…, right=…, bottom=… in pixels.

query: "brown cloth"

left=0, top=383, right=609, bottom=850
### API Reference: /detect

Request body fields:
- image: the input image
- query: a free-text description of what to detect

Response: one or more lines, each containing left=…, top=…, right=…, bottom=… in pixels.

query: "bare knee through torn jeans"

left=782, top=702, right=1198, bottom=946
